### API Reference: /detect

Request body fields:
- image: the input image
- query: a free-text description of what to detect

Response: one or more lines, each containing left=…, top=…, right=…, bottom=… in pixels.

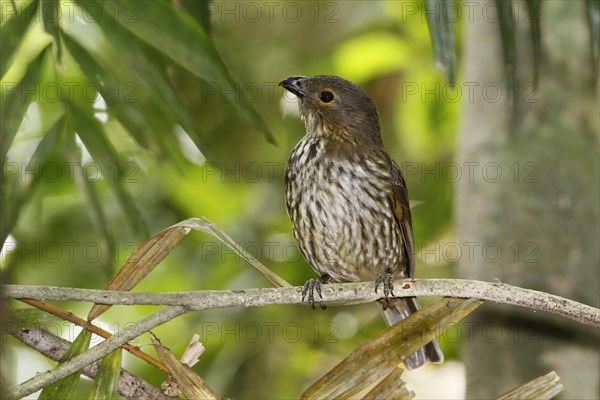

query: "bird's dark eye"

left=319, top=91, right=334, bottom=103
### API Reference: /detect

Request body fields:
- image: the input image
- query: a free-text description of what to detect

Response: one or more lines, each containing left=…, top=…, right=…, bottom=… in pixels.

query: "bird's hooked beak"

left=279, top=76, right=309, bottom=98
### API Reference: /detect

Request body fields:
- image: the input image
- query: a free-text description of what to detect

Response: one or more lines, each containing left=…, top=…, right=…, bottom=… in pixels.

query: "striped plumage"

left=285, top=136, right=402, bottom=283
left=281, top=75, right=443, bottom=370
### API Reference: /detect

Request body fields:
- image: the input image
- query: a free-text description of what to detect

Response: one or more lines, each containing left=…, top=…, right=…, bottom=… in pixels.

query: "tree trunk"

left=457, top=0, right=599, bottom=398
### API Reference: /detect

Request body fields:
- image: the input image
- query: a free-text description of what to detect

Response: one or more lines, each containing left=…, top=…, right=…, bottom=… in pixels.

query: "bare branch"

left=4, top=278, right=599, bottom=399
left=11, top=328, right=169, bottom=400
left=5, top=306, right=188, bottom=400
left=3, top=279, right=599, bottom=327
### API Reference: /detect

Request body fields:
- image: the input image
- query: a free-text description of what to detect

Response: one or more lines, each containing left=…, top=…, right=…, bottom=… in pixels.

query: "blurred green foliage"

left=2, top=0, right=464, bottom=397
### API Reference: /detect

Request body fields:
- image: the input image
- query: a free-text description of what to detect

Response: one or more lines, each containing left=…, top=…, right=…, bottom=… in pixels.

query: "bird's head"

left=279, top=75, right=382, bottom=146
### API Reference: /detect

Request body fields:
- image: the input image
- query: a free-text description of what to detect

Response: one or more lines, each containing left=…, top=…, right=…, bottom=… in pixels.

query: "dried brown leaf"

left=362, top=366, right=414, bottom=400
left=496, top=371, right=564, bottom=400
left=88, top=225, right=189, bottom=320
left=88, top=218, right=289, bottom=321
left=301, top=297, right=482, bottom=399
left=152, top=336, right=220, bottom=400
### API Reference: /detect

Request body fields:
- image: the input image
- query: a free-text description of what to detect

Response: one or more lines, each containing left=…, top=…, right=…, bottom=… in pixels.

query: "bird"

left=280, top=75, right=443, bottom=370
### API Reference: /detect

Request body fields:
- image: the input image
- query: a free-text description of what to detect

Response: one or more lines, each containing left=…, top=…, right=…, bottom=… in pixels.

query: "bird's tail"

left=378, top=297, right=444, bottom=370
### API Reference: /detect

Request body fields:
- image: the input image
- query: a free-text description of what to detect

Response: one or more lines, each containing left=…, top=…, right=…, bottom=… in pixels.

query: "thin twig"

left=18, top=298, right=169, bottom=373
left=4, top=279, right=599, bottom=327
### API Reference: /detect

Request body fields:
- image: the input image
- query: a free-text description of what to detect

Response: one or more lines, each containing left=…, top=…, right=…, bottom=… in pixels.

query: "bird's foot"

left=375, top=272, right=395, bottom=310
left=302, top=275, right=329, bottom=310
